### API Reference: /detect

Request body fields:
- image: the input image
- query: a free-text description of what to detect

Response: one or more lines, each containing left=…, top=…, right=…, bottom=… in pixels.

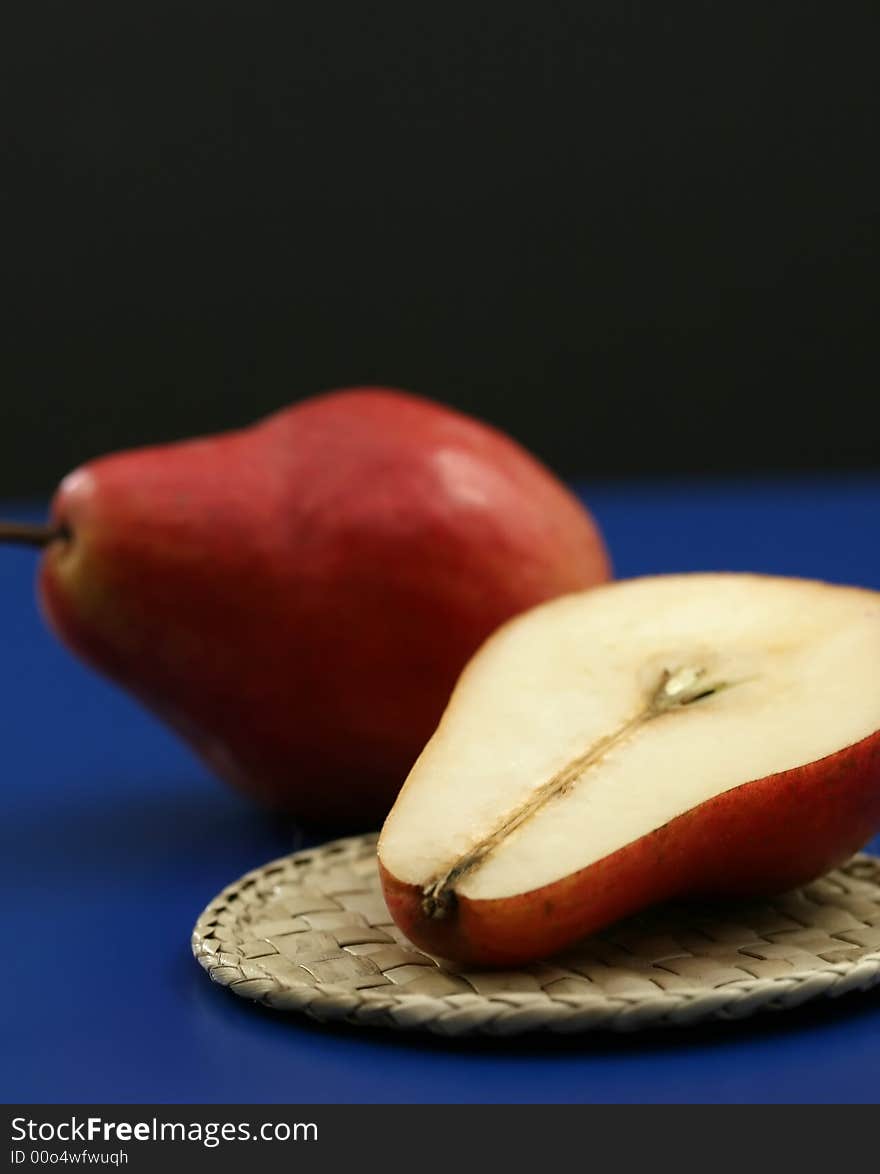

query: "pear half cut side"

left=378, top=574, right=880, bottom=966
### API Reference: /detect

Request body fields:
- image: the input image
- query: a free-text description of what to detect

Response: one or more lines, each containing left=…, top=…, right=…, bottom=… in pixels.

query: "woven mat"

left=192, top=834, right=880, bottom=1036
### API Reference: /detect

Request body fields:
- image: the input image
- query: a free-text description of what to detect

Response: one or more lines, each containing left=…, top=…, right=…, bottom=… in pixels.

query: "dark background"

left=2, top=3, right=877, bottom=498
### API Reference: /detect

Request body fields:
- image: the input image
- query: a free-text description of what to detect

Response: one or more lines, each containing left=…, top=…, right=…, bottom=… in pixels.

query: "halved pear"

left=378, top=574, right=880, bottom=966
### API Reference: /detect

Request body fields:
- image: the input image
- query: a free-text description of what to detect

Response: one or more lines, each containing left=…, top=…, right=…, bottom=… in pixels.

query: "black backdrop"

left=2, top=3, right=878, bottom=497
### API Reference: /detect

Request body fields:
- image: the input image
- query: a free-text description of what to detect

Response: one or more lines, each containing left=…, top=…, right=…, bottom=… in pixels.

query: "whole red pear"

left=35, top=388, right=610, bottom=821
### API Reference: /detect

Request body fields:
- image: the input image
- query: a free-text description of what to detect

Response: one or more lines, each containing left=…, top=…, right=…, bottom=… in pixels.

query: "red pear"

left=379, top=573, right=880, bottom=966
left=13, top=388, right=609, bottom=821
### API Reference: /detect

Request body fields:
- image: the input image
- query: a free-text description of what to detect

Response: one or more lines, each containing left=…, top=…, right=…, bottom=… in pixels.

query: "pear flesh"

left=379, top=574, right=880, bottom=965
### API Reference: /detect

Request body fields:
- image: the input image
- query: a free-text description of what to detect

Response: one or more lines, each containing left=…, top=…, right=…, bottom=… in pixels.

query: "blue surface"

left=2, top=477, right=879, bottom=1104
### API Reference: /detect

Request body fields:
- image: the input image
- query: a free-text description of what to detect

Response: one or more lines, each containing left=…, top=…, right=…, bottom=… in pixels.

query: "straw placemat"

left=192, top=834, right=880, bottom=1036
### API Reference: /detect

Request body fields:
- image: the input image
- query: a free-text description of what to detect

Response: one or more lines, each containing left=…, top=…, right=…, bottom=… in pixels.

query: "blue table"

left=2, top=478, right=879, bottom=1103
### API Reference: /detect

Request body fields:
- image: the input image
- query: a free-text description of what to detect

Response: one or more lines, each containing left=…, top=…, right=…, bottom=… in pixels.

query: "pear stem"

left=0, top=521, right=64, bottom=548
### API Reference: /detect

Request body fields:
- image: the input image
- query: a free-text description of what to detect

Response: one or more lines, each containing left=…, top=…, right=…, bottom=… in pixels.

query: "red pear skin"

left=380, top=728, right=880, bottom=966
left=37, top=388, right=610, bottom=822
